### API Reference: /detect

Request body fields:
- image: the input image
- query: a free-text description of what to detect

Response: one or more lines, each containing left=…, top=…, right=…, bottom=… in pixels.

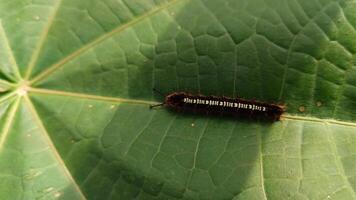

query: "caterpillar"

left=150, top=90, right=285, bottom=121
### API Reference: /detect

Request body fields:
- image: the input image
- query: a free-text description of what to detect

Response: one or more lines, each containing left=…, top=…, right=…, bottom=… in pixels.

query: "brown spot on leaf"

left=298, top=106, right=306, bottom=113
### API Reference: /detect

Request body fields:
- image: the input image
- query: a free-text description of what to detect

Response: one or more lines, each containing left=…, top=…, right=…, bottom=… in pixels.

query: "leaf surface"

left=1, top=0, right=356, bottom=199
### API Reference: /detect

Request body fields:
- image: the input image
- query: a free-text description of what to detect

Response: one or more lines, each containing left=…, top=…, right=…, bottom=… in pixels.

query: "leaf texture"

left=1, top=0, right=356, bottom=199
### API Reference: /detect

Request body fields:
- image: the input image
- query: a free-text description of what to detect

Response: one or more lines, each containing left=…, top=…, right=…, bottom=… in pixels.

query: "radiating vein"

left=0, top=91, right=17, bottom=104
left=29, top=87, right=160, bottom=105
left=0, top=97, right=20, bottom=152
left=23, top=95, right=87, bottom=200
left=0, top=79, right=15, bottom=86
left=29, top=0, right=185, bottom=85
left=0, top=79, right=15, bottom=92
left=29, top=87, right=356, bottom=128
left=24, top=0, right=62, bottom=80
left=0, top=21, right=22, bottom=81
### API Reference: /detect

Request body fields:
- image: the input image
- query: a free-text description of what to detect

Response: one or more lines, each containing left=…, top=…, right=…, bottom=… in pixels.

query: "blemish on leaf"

left=23, top=169, right=42, bottom=180
left=191, top=123, right=195, bottom=127
left=27, top=134, right=31, bottom=137
left=44, top=187, right=54, bottom=193
left=54, top=192, right=61, bottom=198
left=88, top=104, right=93, bottom=108
left=316, top=101, right=322, bottom=107
left=298, top=106, right=306, bottom=113
left=110, top=105, right=115, bottom=109
left=34, top=16, right=40, bottom=21
left=37, top=187, right=56, bottom=198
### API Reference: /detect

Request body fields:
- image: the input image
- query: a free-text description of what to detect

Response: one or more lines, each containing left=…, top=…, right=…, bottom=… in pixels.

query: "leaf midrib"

left=27, top=87, right=356, bottom=128
left=29, top=87, right=160, bottom=105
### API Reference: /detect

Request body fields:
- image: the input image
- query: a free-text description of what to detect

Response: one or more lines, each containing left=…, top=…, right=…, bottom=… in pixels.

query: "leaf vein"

left=29, top=87, right=160, bottom=105
left=25, top=0, right=62, bottom=80
left=278, top=1, right=338, bottom=100
left=29, top=0, right=185, bottom=85
left=0, top=21, right=23, bottom=81
left=23, top=95, right=87, bottom=200
left=0, top=97, right=20, bottom=152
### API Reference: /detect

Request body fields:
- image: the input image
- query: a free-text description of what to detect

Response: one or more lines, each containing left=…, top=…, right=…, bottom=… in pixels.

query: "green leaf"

left=1, top=0, right=356, bottom=199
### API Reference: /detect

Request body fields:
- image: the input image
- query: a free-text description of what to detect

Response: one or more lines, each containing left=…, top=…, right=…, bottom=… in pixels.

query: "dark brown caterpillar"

left=151, top=90, right=285, bottom=121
